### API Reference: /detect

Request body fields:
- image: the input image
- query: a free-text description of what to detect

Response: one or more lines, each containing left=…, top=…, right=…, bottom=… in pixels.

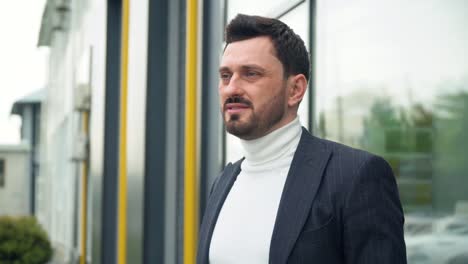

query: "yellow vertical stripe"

left=184, top=0, right=199, bottom=263
left=80, top=112, right=89, bottom=264
left=118, top=0, right=130, bottom=263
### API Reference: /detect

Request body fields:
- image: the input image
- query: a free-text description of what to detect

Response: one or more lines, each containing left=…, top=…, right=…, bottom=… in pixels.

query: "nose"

left=219, top=73, right=244, bottom=98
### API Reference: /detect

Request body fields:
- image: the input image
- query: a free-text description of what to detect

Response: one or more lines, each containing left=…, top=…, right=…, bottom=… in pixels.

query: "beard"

left=222, top=90, right=286, bottom=140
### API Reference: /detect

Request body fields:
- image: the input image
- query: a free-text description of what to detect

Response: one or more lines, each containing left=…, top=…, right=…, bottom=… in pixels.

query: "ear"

left=287, top=74, right=307, bottom=108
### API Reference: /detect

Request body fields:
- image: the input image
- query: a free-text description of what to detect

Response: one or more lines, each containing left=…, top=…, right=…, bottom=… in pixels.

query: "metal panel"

left=140, top=0, right=189, bottom=263
left=175, top=3, right=187, bottom=264
left=200, top=0, right=224, bottom=220
left=125, top=0, right=149, bottom=263
left=101, top=0, right=121, bottom=261
left=91, top=0, right=121, bottom=263
left=166, top=0, right=186, bottom=263
left=308, top=0, right=316, bottom=132
left=143, top=0, right=170, bottom=263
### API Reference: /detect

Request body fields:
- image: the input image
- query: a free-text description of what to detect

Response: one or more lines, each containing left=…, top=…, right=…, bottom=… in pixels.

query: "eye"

left=220, top=72, right=231, bottom=80
left=245, top=70, right=261, bottom=79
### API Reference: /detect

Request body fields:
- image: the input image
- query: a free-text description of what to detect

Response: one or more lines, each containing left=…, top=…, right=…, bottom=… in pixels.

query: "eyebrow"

left=218, top=66, right=230, bottom=73
left=218, top=64, right=265, bottom=73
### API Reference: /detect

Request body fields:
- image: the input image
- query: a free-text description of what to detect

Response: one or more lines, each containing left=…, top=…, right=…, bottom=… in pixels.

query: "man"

left=197, top=14, right=407, bottom=264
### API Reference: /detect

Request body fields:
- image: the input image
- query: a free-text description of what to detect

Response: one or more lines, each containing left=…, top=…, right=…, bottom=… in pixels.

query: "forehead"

left=221, top=36, right=280, bottom=68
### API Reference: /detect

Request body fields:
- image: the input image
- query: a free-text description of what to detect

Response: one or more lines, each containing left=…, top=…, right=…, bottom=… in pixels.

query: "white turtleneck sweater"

left=209, top=117, right=303, bottom=264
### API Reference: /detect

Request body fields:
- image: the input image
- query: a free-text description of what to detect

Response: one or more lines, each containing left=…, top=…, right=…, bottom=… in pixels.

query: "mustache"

left=224, top=96, right=253, bottom=109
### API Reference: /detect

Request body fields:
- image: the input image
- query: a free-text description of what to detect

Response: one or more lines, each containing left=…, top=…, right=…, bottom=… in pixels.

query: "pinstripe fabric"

left=197, top=128, right=407, bottom=264
left=268, top=130, right=332, bottom=264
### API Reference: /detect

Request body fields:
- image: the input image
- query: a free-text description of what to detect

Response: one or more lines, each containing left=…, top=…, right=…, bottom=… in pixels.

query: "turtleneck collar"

left=240, top=117, right=302, bottom=166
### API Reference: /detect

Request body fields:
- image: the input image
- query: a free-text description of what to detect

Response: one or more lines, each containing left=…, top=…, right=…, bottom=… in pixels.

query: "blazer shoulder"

left=304, top=131, right=374, bottom=161
left=302, top=131, right=392, bottom=178
left=325, top=138, right=390, bottom=169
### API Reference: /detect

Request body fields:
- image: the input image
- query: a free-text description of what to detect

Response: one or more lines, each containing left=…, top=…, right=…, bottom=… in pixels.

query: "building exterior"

left=35, top=0, right=468, bottom=263
left=36, top=0, right=96, bottom=262
left=0, top=89, right=45, bottom=217
left=11, top=89, right=45, bottom=215
left=0, top=144, right=30, bottom=216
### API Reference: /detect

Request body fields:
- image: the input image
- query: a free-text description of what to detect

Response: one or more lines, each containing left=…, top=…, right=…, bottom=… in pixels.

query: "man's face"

left=219, top=36, right=290, bottom=140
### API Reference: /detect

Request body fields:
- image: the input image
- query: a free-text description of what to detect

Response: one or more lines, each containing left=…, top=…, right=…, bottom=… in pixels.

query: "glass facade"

left=224, top=0, right=468, bottom=262
left=316, top=0, right=468, bottom=263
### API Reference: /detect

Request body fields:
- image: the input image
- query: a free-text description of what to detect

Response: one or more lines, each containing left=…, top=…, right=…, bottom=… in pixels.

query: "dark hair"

left=225, top=14, right=310, bottom=81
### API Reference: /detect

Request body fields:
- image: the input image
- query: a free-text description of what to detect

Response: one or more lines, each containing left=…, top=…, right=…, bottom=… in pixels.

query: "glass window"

left=0, top=159, right=5, bottom=187
left=226, top=0, right=304, bottom=21
left=316, top=0, right=468, bottom=262
left=224, top=1, right=310, bottom=163
left=280, top=3, right=310, bottom=129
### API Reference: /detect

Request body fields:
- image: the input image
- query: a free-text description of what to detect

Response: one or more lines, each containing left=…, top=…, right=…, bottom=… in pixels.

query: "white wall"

left=37, top=0, right=108, bottom=262
left=0, top=145, right=30, bottom=216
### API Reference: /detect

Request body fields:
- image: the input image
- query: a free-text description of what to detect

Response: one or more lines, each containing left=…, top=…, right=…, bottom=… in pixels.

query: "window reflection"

left=316, top=0, right=468, bottom=263
left=227, top=0, right=303, bottom=21
left=281, top=3, right=310, bottom=129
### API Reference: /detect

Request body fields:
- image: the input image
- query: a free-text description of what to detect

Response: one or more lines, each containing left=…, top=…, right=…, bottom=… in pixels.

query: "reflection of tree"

left=317, top=111, right=327, bottom=138
left=361, top=97, right=434, bottom=211
left=434, top=91, right=468, bottom=167
left=433, top=90, right=468, bottom=212
left=366, top=97, right=402, bottom=127
left=361, top=97, right=402, bottom=154
left=411, top=104, right=433, bottom=127
left=360, top=86, right=468, bottom=213
left=362, top=98, right=434, bottom=155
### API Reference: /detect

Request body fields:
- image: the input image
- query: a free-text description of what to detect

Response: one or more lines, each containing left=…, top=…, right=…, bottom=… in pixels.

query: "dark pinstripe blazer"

left=197, top=128, right=407, bottom=264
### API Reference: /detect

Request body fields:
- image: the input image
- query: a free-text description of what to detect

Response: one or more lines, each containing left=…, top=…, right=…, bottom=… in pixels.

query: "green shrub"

left=0, top=216, right=52, bottom=264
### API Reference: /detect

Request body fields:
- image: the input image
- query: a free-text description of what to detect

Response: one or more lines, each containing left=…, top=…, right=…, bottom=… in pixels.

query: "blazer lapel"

left=269, top=129, right=332, bottom=264
left=197, top=159, right=243, bottom=264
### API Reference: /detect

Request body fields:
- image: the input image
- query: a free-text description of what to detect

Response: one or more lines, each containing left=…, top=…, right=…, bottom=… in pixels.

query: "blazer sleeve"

left=343, top=155, right=407, bottom=264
